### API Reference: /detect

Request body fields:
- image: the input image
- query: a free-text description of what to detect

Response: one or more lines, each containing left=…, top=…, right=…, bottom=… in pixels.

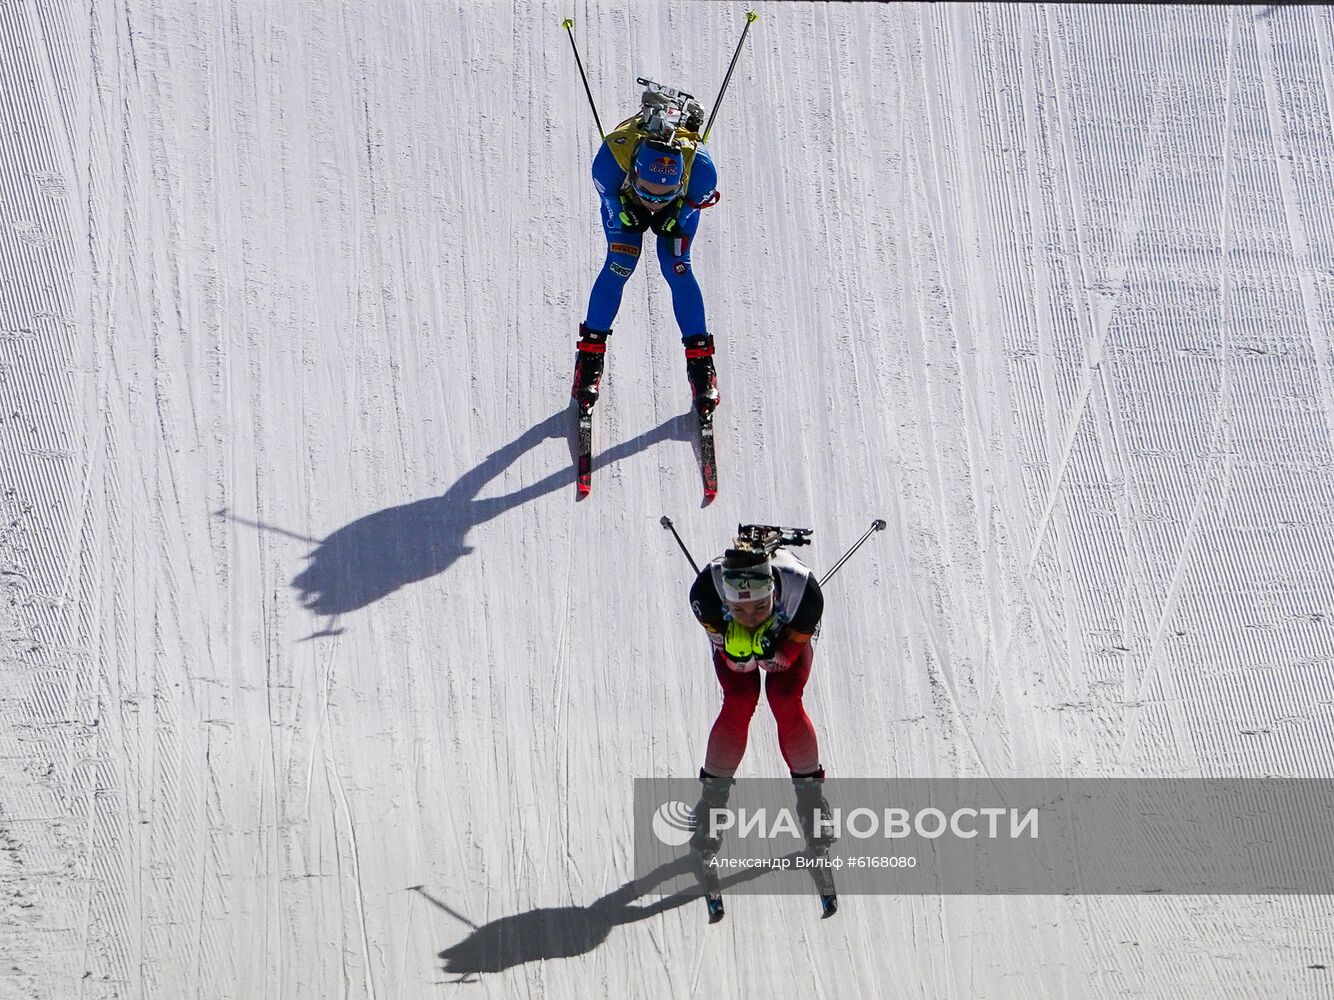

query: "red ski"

left=698, top=413, right=717, bottom=501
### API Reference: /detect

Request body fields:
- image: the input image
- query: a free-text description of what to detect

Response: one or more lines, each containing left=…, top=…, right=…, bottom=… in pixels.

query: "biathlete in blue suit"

left=571, top=123, right=722, bottom=417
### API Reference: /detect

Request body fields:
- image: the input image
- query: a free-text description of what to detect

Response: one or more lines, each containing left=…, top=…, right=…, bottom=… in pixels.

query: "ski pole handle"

left=702, top=11, right=759, bottom=144
left=562, top=17, right=606, bottom=140
left=820, top=519, right=887, bottom=587
left=660, top=515, right=701, bottom=575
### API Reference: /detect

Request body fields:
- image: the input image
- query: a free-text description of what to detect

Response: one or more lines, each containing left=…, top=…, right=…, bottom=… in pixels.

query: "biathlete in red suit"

left=686, top=541, right=834, bottom=854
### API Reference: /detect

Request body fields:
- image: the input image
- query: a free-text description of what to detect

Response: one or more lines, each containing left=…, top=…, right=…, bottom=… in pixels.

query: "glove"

left=751, top=617, right=780, bottom=659
left=757, top=629, right=802, bottom=673
left=650, top=198, right=686, bottom=236
left=725, top=653, right=759, bottom=673
left=723, top=620, right=756, bottom=663
left=616, top=194, right=653, bottom=233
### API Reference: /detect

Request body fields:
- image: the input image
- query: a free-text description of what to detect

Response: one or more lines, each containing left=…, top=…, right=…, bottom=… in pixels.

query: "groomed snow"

left=2, top=2, right=1333, bottom=997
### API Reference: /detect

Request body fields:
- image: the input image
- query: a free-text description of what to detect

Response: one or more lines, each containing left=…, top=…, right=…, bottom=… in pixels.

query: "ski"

left=576, top=405, right=593, bottom=496
left=695, top=849, right=725, bottom=923
left=808, top=846, right=838, bottom=918
left=576, top=405, right=712, bottom=499
left=698, top=413, right=718, bottom=500
left=706, top=889, right=725, bottom=923
left=820, top=890, right=838, bottom=918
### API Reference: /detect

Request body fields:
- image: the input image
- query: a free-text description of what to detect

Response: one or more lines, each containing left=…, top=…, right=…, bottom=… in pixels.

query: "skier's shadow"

left=288, top=406, right=692, bottom=617
left=417, top=853, right=796, bottom=980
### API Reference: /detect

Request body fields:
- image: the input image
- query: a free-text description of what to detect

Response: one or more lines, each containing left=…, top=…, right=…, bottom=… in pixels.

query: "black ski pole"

left=702, top=10, right=759, bottom=143
left=660, top=515, right=700, bottom=575
left=561, top=17, right=606, bottom=140
left=820, top=519, right=887, bottom=587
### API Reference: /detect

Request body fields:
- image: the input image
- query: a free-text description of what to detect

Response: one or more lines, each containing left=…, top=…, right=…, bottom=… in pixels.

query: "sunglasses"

left=632, top=178, right=680, bottom=206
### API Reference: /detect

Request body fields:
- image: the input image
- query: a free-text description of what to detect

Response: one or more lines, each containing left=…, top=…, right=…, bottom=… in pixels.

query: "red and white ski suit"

left=689, top=551, right=825, bottom=777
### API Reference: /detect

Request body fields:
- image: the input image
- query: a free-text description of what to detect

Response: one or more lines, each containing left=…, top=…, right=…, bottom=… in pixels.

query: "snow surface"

left=3, top=1, right=1334, bottom=997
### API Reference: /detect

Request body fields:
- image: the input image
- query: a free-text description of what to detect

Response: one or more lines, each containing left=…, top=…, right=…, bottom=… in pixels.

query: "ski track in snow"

left=2, top=2, right=1334, bottom=998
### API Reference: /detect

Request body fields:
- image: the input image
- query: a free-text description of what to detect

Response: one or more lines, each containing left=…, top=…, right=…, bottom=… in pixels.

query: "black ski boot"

left=683, top=334, right=720, bottom=417
left=571, top=324, right=611, bottom=410
left=792, top=767, right=837, bottom=850
left=689, top=769, right=735, bottom=854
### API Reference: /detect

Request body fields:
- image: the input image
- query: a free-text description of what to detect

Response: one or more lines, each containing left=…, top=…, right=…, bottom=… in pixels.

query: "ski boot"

left=683, top=334, right=720, bottom=418
left=792, top=767, right=837, bottom=850
left=571, top=324, right=611, bottom=411
left=689, top=769, right=735, bottom=854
